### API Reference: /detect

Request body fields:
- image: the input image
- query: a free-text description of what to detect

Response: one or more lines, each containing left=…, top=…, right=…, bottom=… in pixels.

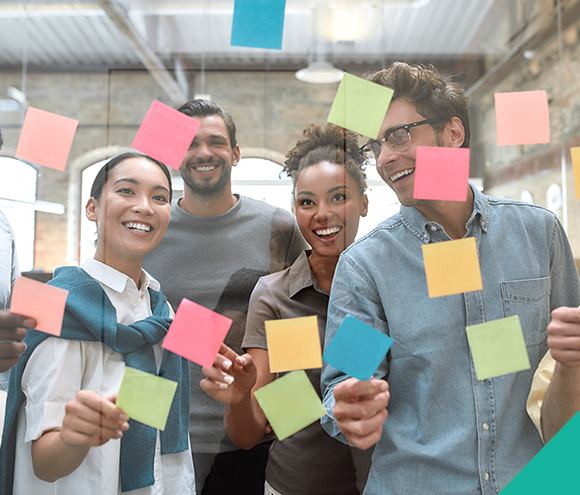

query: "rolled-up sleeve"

left=321, top=253, right=390, bottom=442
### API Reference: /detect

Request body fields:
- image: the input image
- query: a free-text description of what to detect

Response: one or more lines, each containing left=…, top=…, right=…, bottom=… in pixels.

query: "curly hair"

left=369, top=62, right=470, bottom=148
left=283, top=124, right=367, bottom=197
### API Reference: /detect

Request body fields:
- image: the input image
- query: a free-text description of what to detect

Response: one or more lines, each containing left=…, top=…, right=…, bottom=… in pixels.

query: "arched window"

left=0, top=157, right=37, bottom=271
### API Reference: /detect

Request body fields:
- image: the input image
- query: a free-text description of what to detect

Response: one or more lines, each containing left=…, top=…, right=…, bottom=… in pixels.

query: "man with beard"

left=143, top=100, right=306, bottom=494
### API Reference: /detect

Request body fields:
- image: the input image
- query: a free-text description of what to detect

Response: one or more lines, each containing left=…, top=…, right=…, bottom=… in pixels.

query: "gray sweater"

left=144, top=194, right=306, bottom=453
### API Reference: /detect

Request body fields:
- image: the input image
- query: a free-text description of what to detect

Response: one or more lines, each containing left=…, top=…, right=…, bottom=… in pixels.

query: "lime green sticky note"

left=500, top=410, right=580, bottom=494
left=465, top=315, right=531, bottom=381
left=254, top=370, right=326, bottom=441
left=327, top=73, right=394, bottom=139
left=116, top=367, right=178, bottom=431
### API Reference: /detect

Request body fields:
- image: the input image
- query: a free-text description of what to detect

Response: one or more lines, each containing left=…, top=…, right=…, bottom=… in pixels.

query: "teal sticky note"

left=327, top=73, right=394, bottom=139
left=116, top=367, right=178, bottom=431
left=231, top=0, right=286, bottom=50
left=254, top=370, right=327, bottom=441
left=500, top=410, right=580, bottom=494
left=465, top=315, right=531, bottom=381
left=323, top=315, right=393, bottom=380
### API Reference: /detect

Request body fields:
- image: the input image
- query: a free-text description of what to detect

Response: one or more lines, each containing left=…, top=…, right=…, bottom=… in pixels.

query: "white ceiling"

left=0, top=0, right=508, bottom=71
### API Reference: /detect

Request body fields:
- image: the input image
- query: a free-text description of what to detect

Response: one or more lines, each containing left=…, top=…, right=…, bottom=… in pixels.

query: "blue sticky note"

left=323, top=315, right=393, bottom=380
left=230, top=0, right=286, bottom=50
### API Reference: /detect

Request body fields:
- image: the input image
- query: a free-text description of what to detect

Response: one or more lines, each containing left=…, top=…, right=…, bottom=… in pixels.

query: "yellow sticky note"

left=422, top=238, right=482, bottom=298
left=116, top=367, right=178, bottom=431
left=254, top=370, right=327, bottom=441
left=571, top=147, right=580, bottom=199
left=265, top=316, right=322, bottom=373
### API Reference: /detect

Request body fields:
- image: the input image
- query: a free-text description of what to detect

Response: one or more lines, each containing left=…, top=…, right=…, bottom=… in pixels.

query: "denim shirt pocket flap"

left=501, top=276, right=551, bottom=348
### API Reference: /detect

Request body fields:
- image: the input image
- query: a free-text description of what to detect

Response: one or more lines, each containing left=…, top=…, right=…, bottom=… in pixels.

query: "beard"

left=180, top=155, right=232, bottom=197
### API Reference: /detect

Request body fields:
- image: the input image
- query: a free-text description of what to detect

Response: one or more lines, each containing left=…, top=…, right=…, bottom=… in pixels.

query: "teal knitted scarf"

left=0, top=266, right=190, bottom=493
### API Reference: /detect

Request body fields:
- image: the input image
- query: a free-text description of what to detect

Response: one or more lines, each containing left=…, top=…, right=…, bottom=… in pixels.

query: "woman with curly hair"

left=201, top=124, right=370, bottom=495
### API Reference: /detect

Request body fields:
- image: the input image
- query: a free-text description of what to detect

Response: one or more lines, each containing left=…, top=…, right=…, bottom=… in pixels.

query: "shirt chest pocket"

left=501, top=276, right=551, bottom=348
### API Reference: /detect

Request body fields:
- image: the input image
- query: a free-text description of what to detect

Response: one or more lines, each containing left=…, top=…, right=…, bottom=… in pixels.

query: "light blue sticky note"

left=323, top=315, right=393, bottom=380
left=231, top=0, right=286, bottom=50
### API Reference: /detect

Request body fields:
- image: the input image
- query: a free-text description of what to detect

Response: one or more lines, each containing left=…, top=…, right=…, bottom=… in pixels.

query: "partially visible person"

left=201, top=124, right=371, bottom=495
left=0, top=129, right=33, bottom=373
left=527, top=307, right=580, bottom=442
left=0, top=152, right=195, bottom=495
left=143, top=100, right=306, bottom=494
left=320, top=62, right=580, bottom=494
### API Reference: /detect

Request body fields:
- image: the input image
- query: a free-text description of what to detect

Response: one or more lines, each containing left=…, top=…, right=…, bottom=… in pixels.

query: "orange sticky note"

left=9, top=276, right=68, bottom=336
left=413, top=146, right=470, bottom=202
left=494, top=91, right=550, bottom=146
left=265, top=316, right=322, bottom=373
left=422, top=238, right=482, bottom=298
left=162, top=299, right=232, bottom=368
left=571, top=147, right=580, bottom=199
left=15, top=107, right=79, bottom=171
left=132, top=100, right=201, bottom=170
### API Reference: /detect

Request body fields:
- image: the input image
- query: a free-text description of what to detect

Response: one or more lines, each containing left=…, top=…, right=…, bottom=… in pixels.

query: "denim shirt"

left=321, top=185, right=580, bottom=495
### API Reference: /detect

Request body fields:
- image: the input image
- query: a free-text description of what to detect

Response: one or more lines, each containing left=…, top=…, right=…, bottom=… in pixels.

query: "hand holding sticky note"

left=162, top=299, right=232, bottom=368
left=15, top=107, right=79, bottom=171
left=327, top=73, right=394, bottom=139
left=413, top=146, right=470, bottom=202
left=253, top=370, right=326, bottom=441
left=265, top=316, right=322, bottom=373
left=132, top=100, right=201, bottom=170
left=323, top=315, right=393, bottom=380
left=465, top=315, right=530, bottom=381
left=494, top=90, right=550, bottom=146
left=116, top=367, right=178, bottom=430
left=10, top=276, right=68, bottom=336
left=231, top=0, right=286, bottom=50
left=422, top=237, right=482, bottom=298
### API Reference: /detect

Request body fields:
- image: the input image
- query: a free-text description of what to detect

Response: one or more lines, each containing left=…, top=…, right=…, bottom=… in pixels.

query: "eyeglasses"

left=358, top=118, right=442, bottom=159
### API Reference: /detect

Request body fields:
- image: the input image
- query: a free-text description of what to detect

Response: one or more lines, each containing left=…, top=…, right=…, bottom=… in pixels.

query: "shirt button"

left=484, top=473, right=490, bottom=481
left=430, top=225, right=437, bottom=231
left=480, top=220, right=485, bottom=228
left=423, top=233, right=428, bottom=239
left=134, top=299, right=140, bottom=306
left=483, top=423, right=489, bottom=431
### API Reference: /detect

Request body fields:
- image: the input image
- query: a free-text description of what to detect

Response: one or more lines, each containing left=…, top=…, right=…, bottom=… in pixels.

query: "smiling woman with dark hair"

left=0, top=153, right=195, bottom=495
left=200, top=124, right=371, bottom=495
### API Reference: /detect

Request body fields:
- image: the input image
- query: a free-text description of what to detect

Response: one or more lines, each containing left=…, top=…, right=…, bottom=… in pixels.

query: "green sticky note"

left=500, top=410, right=580, bottom=494
left=327, top=73, right=394, bottom=139
left=254, top=370, right=326, bottom=441
left=465, top=315, right=531, bottom=381
left=116, top=367, right=178, bottom=431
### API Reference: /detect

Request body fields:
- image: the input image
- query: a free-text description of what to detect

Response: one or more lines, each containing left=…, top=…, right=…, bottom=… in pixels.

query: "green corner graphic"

left=501, top=410, right=580, bottom=493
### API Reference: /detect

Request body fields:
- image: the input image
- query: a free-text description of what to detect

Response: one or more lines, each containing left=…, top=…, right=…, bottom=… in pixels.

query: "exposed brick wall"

left=0, top=70, right=339, bottom=270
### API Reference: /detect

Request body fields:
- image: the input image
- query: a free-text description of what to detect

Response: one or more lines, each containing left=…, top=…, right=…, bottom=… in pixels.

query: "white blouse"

left=13, top=259, right=195, bottom=495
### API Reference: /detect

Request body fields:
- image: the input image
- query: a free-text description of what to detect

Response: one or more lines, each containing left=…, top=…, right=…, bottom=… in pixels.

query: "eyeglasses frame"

left=358, top=118, right=443, bottom=158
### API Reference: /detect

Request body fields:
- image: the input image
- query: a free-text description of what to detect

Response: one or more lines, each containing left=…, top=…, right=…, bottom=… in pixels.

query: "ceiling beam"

left=97, top=0, right=186, bottom=106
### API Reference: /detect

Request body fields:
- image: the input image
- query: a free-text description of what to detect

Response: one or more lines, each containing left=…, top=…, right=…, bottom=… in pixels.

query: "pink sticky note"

left=15, top=107, right=79, bottom=171
left=162, top=299, right=232, bottom=367
left=494, top=91, right=550, bottom=146
left=413, top=146, right=470, bottom=202
left=9, top=276, right=68, bottom=336
left=132, top=100, right=201, bottom=170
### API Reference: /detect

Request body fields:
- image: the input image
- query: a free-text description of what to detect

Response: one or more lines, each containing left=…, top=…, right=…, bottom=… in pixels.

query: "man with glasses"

left=321, top=62, right=580, bottom=494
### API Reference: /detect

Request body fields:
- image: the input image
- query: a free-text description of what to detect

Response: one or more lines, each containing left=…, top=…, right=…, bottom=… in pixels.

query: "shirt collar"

left=288, top=250, right=327, bottom=298
left=81, top=258, right=160, bottom=295
left=399, top=182, right=490, bottom=242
